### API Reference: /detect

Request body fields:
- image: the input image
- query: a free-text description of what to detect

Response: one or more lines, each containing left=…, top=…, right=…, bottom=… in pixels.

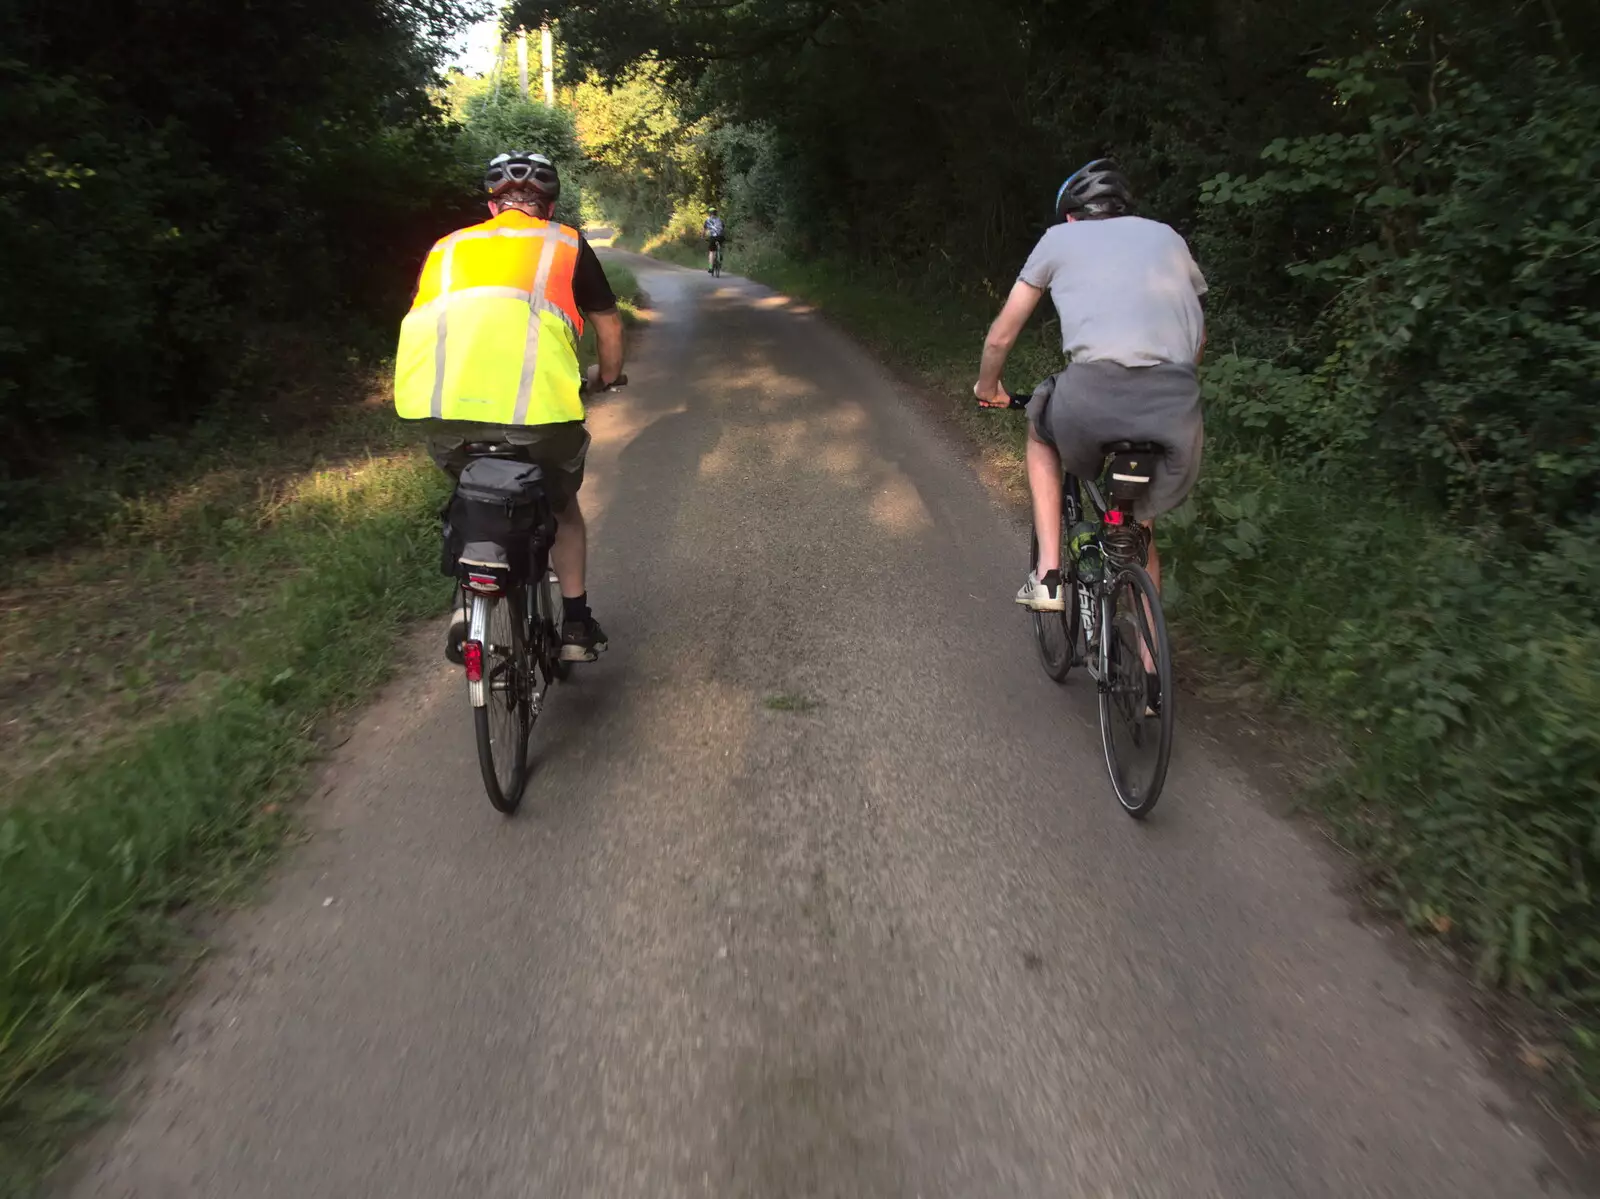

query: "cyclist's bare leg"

left=1027, top=427, right=1064, bottom=574
left=551, top=498, right=587, bottom=599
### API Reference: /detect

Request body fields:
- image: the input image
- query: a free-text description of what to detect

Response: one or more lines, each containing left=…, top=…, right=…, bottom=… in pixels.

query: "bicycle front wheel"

left=471, top=592, right=530, bottom=814
left=1029, top=527, right=1080, bottom=682
left=1097, top=564, right=1174, bottom=819
left=536, top=570, right=570, bottom=684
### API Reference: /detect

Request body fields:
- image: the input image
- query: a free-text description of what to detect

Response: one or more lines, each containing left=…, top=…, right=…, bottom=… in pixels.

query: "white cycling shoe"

left=1015, top=570, right=1067, bottom=612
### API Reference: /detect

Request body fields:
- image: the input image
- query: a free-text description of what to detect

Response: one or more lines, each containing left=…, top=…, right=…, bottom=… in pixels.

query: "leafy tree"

left=0, top=0, right=488, bottom=495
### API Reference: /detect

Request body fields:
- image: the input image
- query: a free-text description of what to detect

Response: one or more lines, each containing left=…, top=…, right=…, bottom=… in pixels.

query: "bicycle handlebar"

left=974, top=391, right=1031, bottom=411
left=580, top=372, right=628, bottom=395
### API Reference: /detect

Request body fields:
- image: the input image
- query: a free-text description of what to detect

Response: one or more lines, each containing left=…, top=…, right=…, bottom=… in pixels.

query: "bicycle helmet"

left=484, top=151, right=560, bottom=206
left=1055, top=158, right=1132, bottom=221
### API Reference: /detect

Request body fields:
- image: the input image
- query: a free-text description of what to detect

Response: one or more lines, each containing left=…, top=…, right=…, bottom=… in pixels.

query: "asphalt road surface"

left=67, top=253, right=1588, bottom=1199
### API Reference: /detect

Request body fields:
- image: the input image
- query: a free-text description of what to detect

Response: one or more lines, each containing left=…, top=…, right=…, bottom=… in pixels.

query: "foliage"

left=457, top=89, right=588, bottom=226
left=0, top=0, right=488, bottom=497
left=1201, top=54, right=1600, bottom=528
left=564, top=59, right=708, bottom=234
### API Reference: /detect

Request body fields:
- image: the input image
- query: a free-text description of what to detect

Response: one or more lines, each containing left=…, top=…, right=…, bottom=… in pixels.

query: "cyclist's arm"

left=974, top=280, right=1043, bottom=406
left=591, top=310, right=624, bottom=387
left=573, top=238, right=626, bottom=387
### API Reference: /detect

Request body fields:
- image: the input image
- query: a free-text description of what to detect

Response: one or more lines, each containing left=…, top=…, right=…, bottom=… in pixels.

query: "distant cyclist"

left=972, top=158, right=1207, bottom=612
left=394, top=151, right=625, bottom=664
left=703, top=208, right=726, bottom=273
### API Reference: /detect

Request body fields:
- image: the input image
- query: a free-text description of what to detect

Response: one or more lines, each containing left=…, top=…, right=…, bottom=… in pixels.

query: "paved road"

left=68, top=255, right=1585, bottom=1198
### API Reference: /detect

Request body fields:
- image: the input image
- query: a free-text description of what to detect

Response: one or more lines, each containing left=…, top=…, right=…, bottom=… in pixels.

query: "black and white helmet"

left=484, top=151, right=560, bottom=204
left=1055, top=158, right=1133, bottom=221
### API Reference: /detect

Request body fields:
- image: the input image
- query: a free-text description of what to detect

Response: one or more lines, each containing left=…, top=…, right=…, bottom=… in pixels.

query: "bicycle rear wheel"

left=1097, top=564, right=1174, bottom=819
left=471, top=592, right=530, bottom=814
left=1029, top=526, right=1081, bottom=682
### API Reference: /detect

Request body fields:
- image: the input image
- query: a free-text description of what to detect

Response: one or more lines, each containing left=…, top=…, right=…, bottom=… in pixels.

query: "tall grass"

left=0, top=443, right=450, bottom=1190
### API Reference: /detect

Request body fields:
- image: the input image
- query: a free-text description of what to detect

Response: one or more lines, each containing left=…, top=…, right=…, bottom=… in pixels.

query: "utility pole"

left=541, top=25, right=555, bottom=107
left=517, top=30, right=529, bottom=98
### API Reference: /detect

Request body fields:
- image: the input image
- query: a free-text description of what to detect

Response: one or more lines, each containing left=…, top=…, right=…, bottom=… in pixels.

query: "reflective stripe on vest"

left=394, top=212, right=587, bottom=426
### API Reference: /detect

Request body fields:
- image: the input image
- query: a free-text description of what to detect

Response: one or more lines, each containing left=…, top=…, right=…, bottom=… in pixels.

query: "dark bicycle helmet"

left=1055, top=158, right=1133, bottom=221
left=484, top=151, right=560, bottom=205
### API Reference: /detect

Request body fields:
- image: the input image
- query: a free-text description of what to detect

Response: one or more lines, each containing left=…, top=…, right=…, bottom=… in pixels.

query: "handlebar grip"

left=976, top=392, right=1031, bottom=411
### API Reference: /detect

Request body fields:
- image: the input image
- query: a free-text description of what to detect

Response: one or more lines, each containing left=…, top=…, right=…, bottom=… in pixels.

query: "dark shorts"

left=423, top=419, right=590, bottom=514
left=1026, top=361, right=1203, bottom=522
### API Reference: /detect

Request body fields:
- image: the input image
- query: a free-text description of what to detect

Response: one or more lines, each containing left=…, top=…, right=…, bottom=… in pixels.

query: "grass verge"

left=1, top=269, right=645, bottom=1192
left=0, top=396, right=452, bottom=1193
left=652, top=232, right=1600, bottom=1117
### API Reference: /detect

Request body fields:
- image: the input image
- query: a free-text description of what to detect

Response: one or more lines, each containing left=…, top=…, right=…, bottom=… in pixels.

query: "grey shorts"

left=1026, top=361, right=1203, bottom=521
left=422, top=419, right=590, bottom=514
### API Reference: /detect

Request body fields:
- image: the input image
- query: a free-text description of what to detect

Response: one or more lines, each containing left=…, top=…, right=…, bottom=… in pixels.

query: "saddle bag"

left=439, top=457, right=553, bottom=584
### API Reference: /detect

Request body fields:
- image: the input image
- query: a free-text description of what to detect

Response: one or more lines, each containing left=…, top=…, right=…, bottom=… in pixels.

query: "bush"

left=1164, top=444, right=1600, bottom=999
left=0, top=0, right=482, bottom=484
left=1201, top=55, right=1600, bottom=529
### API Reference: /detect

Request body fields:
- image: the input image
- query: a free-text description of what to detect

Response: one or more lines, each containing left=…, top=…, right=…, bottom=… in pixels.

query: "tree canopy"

left=0, top=0, right=489, bottom=481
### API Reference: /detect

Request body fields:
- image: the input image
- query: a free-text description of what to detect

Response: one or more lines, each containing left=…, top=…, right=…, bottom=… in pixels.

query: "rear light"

left=463, top=640, right=484, bottom=682
left=466, top=572, right=501, bottom=594
left=1105, top=508, right=1125, bottom=526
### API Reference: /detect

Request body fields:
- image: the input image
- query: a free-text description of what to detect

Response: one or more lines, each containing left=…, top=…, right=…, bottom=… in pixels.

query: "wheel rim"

left=1030, top=529, right=1078, bottom=680
left=1032, top=598, right=1075, bottom=677
left=537, top=574, right=568, bottom=684
left=1101, top=576, right=1165, bottom=808
left=482, top=597, right=526, bottom=798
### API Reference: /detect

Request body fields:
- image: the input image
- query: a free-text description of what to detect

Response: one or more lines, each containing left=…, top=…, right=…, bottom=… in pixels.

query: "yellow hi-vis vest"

left=394, top=209, right=587, bottom=425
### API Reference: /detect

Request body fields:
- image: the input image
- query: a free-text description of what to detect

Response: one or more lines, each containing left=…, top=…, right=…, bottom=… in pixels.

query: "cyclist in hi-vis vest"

left=395, top=151, right=624, bottom=664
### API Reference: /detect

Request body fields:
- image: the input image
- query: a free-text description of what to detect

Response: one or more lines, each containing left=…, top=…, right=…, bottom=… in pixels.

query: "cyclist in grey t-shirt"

left=972, top=158, right=1208, bottom=613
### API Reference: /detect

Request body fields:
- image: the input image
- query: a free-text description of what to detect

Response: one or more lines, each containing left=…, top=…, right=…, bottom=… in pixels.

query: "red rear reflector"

left=1105, top=509, right=1125, bottom=526
left=466, top=573, right=501, bottom=594
left=463, top=640, right=483, bottom=682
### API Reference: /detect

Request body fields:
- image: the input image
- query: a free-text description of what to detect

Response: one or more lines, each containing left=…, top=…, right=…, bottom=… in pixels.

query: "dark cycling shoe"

left=1144, top=671, right=1162, bottom=718
left=445, top=598, right=468, bottom=665
left=561, top=616, right=609, bottom=662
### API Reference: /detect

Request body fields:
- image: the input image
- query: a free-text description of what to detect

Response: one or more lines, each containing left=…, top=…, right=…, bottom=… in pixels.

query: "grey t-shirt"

left=1018, top=216, right=1207, bottom=368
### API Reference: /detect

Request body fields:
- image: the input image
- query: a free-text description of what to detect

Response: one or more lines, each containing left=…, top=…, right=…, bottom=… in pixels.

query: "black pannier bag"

left=439, top=457, right=554, bottom=583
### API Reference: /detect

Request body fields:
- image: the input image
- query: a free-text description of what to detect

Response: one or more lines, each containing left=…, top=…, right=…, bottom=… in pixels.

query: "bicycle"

left=451, top=376, right=625, bottom=815
left=709, top=238, right=725, bottom=277
left=996, top=391, right=1176, bottom=819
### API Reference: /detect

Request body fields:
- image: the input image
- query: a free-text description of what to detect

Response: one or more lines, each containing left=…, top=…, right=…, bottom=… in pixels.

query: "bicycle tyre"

left=1096, top=564, right=1174, bottom=819
left=537, top=571, right=570, bottom=683
left=473, top=592, right=530, bottom=815
left=1028, top=526, right=1080, bottom=682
